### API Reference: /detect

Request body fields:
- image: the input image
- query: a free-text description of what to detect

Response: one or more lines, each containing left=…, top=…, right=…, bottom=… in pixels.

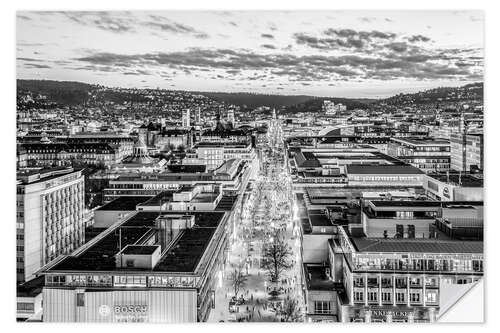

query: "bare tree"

left=229, top=265, right=247, bottom=298
left=261, top=236, right=292, bottom=282
left=281, top=297, right=302, bottom=322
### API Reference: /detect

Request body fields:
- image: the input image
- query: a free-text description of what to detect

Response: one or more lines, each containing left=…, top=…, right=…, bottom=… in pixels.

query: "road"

left=208, top=117, right=304, bottom=322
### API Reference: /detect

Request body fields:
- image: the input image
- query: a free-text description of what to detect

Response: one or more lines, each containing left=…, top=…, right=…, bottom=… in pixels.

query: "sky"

left=16, top=10, right=484, bottom=98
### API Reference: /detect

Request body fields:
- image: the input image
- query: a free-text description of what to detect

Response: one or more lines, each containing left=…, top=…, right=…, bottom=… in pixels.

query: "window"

left=76, top=293, right=85, bottom=307
left=410, top=292, right=421, bottom=303
left=425, top=290, right=438, bottom=304
left=367, top=291, right=378, bottom=303
left=314, top=301, right=331, bottom=314
left=382, top=292, right=392, bottom=303
left=367, top=277, right=379, bottom=287
left=353, top=276, right=364, bottom=287
left=126, top=259, right=135, bottom=268
left=353, top=291, right=364, bottom=302
left=410, top=277, right=422, bottom=287
left=17, top=302, right=34, bottom=312
left=395, top=277, right=407, bottom=288
left=396, top=292, right=406, bottom=303
left=425, top=277, right=438, bottom=288
left=381, top=277, right=392, bottom=287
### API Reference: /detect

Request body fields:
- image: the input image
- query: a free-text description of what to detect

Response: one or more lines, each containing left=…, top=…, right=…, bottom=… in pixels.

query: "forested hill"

left=375, top=82, right=483, bottom=106
left=195, top=91, right=315, bottom=109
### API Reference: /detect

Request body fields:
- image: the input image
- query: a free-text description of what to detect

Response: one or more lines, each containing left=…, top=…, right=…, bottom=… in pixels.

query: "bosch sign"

left=114, top=305, right=147, bottom=314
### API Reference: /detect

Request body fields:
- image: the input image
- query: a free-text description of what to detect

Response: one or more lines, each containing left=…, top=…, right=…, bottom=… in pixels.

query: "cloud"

left=60, top=11, right=137, bottom=33
left=17, top=15, right=32, bottom=21
left=294, top=29, right=397, bottom=51
left=72, top=46, right=482, bottom=83
left=407, top=34, right=432, bottom=43
left=261, top=33, right=274, bottom=39
left=23, top=63, right=51, bottom=69
left=385, top=42, right=409, bottom=53
left=145, top=15, right=209, bottom=38
left=359, top=17, right=376, bottom=23
left=261, top=44, right=276, bottom=49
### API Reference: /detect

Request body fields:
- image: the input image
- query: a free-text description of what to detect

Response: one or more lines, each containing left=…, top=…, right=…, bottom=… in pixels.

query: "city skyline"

left=17, top=10, right=483, bottom=98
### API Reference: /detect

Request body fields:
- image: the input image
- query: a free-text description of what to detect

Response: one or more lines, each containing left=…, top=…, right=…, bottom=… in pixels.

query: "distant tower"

left=182, top=109, right=191, bottom=128
left=227, top=109, right=235, bottom=125
left=195, top=107, right=201, bottom=124
left=272, top=108, right=277, bottom=120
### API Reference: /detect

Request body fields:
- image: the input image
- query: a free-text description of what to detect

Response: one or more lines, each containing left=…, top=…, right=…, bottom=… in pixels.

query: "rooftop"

left=121, top=245, right=159, bottom=255
left=351, top=237, right=483, bottom=254
left=49, top=208, right=228, bottom=273
left=167, top=164, right=206, bottom=173
left=346, top=164, right=424, bottom=175
left=428, top=173, right=484, bottom=187
left=97, top=196, right=153, bottom=211
left=303, top=264, right=341, bottom=291
left=392, top=137, right=450, bottom=146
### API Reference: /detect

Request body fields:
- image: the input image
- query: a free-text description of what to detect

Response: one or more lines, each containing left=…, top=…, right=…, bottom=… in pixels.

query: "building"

left=360, top=200, right=483, bottom=238
left=17, top=276, right=44, bottom=321
left=323, top=101, right=347, bottom=115
left=195, top=107, right=201, bottom=124
left=182, top=109, right=191, bottom=128
left=424, top=173, right=483, bottom=201
left=227, top=109, right=235, bottom=125
left=102, top=158, right=252, bottom=202
left=185, top=142, right=257, bottom=171
left=154, top=128, right=190, bottom=151
left=21, top=142, right=129, bottom=167
left=346, top=165, right=425, bottom=187
left=450, top=133, right=483, bottom=172
left=332, top=225, right=483, bottom=322
left=95, top=184, right=223, bottom=228
left=387, top=138, right=450, bottom=173
left=16, top=168, right=86, bottom=284
left=40, top=197, right=238, bottom=322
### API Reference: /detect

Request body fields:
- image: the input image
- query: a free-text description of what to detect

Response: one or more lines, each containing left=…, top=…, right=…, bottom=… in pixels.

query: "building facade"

left=17, top=168, right=86, bottom=284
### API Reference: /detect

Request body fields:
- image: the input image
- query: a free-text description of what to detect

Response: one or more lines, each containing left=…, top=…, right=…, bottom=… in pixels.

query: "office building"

left=332, top=225, right=483, bottom=322
left=182, top=109, right=191, bottom=128
left=387, top=138, right=451, bottom=173
left=450, top=133, right=483, bottom=172
left=40, top=198, right=238, bottom=322
left=17, top=168, right=86, bottom=284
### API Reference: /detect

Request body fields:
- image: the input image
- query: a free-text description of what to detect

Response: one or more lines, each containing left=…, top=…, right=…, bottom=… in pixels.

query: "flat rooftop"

left=392, top=137, right=450, bottom=145
left=97, top=196, right=153, bottom=211
left=370, top=200, right=483, bottom=208
left=428, top=173, right=484, bottom=187
left=167, top=164, right=206, bottom=173
left=121, top=245, right=159, bottom=255
left=351, top=237, right=483, bottom=254
left=303, top=264, right=341, bottom=291
left=49, top=208, right=227, bottom=273
left=347, top=164, right=424, bottom=175
left=137, top=192, right=174, bottom=207
left=308, top=211, right=333, bottom=227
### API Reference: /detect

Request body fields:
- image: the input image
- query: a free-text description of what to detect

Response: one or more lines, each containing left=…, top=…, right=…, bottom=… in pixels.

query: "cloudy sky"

left=17, top=10, right=483, bottom=98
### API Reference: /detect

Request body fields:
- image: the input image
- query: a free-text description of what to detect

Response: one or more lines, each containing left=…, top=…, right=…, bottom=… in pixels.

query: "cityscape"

left=16, top=10, right=484, bottom=323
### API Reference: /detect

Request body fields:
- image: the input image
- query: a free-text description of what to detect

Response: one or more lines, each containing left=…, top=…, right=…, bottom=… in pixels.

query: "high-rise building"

left=182, top=109, right=191, bottom=128
left=227, top=109, right=235, bottom=125
left=323, top=101, right=347, bottom=115
left=195, top=107, right=201, bottom=124
left=450, top=133, right=483, bottom=172
left=16, top=168, right=86, bottom=284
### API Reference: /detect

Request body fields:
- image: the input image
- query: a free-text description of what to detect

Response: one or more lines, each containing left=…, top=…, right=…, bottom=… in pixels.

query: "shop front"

left=340, top=305, right=438, bottom=323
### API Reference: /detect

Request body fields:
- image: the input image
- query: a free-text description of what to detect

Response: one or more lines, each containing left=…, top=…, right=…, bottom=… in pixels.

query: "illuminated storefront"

left=334, top=226, right=483, bottom=323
